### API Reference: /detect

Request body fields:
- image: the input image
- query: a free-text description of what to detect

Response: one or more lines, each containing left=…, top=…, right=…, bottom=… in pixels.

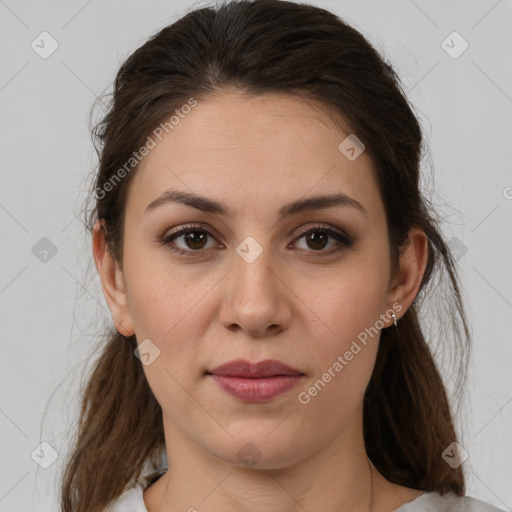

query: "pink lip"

left=207, top=358, right=304, bottom=402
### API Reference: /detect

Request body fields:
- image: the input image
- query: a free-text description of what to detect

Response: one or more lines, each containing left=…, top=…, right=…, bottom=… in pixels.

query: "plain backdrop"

left=0, top=0, right=511, bottom=510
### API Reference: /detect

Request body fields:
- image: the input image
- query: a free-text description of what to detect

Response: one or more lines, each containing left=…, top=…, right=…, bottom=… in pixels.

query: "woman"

left=60, top=1, right=506, bottom=511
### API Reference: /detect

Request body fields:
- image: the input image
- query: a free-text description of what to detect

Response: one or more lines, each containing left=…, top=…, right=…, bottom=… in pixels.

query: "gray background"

left=0, top=0, right=511, bottom=510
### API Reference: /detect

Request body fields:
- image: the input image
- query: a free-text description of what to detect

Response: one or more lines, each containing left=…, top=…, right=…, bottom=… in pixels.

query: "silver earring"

left=391, top=312, right=398, bottom=327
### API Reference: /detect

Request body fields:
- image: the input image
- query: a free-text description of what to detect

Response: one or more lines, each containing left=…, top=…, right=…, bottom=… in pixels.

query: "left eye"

left=159, top=224, right=353, bottom=256
left=293, top=227, right=353, bottom=253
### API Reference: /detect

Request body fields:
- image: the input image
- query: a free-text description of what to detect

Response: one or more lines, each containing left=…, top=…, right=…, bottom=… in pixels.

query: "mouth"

left=206, top=358, right=305, bottom=402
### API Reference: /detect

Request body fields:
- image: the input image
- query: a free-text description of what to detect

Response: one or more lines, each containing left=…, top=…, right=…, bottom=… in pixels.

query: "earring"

left=391, top=312, right=398, bottom=327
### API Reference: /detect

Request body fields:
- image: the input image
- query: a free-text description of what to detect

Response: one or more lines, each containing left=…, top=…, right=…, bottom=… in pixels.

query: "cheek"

left=123, top=239, right=199, bottom=336
left=305, top=285, right=382, bottom=396
left=295, top=280, right=384, bottom=436
left=306, top=258, right=389, bottom=348
left=123, top=244, right=223, bottom=380
left=296, top=253, right=389, bottom=402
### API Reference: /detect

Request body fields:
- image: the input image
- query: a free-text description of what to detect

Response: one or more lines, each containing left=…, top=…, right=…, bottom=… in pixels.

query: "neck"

left=146, top=407, right=385, bottom=512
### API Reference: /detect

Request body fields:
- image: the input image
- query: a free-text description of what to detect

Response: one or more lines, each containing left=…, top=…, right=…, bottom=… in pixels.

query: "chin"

left=205, top=431, right=309, bottom=471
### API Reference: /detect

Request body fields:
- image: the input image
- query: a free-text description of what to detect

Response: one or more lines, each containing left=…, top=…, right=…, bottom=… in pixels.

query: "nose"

left=219, top=241, right=292, bottom=338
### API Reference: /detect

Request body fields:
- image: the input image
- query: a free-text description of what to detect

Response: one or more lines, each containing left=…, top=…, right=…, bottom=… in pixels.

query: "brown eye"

left=180, top=230, right=208, bottom=250
left=161, top=225, right=220, bottom=255
left=304, top=231, right=329, bottom=250
left=292, top=226, right=353, bottom=255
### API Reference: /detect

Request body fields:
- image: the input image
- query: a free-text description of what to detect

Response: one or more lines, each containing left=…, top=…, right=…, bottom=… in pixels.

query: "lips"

left=207, top=358, right=303, bottom=378
left=206, top=359, right=304, bottom=402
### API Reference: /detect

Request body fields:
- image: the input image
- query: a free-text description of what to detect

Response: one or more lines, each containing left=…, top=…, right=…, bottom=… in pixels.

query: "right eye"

left=159, top=224, right=223, bottom=256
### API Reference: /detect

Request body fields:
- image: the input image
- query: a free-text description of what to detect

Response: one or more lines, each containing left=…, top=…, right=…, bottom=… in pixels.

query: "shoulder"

left=102, top=467, right=167, bottom=512
left=397, top=491, right=507, bottom=512
left=103, top=486, right=146, bottom=512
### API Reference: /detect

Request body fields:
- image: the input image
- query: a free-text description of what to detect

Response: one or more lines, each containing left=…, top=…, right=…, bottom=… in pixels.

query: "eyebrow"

left=144, top=188, right=367, bottom=221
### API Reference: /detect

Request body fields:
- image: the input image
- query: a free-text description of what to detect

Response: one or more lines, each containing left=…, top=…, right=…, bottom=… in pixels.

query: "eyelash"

left=157, top=223, right=354, bottom=258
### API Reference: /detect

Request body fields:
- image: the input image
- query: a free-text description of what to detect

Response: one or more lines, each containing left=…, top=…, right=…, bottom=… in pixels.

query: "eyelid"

left=161, top=222, right=350, bottom=241
left=293, top=223, right=351, bottom=240
left=162, top=222, right=223, bottom=242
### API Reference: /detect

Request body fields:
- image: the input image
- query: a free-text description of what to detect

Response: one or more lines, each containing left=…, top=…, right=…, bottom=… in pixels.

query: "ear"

left=92, top=219, right=135, bottom=337
left=386, top=227, right=429, bottom=324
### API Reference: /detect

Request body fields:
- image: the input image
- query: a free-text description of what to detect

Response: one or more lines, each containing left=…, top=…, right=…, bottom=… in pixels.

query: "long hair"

left=60, top=1, right=471, bottom=510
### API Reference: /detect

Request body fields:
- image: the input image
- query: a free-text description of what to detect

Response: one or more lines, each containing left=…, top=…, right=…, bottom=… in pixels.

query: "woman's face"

left=100, top=89, right=415, bottom=469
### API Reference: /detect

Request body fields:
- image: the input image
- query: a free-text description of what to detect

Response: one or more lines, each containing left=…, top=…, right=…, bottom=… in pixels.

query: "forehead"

left=126, top=90, right=383, bottom=226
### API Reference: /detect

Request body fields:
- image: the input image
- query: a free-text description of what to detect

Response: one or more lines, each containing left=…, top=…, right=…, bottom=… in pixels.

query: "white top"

left=103, top=468, right=506, bottom=512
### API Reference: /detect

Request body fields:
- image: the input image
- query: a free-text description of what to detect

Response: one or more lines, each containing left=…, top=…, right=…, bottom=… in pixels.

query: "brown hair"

left=59, top=1, right=471, bottom=510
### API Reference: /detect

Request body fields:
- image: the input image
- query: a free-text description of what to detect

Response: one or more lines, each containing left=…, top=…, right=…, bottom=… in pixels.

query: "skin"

left=93, top=89, right=429, bottom=512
